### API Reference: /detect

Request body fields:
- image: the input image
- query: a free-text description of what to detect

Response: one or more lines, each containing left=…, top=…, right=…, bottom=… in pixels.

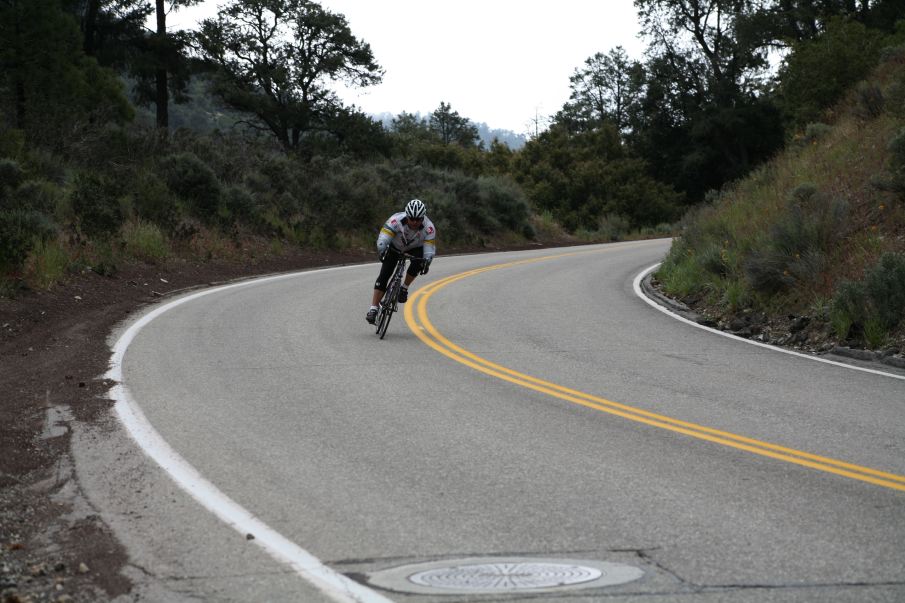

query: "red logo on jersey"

left=390, top=219, right=397, bottom=225
left=427, top=226, right=434, bottom=235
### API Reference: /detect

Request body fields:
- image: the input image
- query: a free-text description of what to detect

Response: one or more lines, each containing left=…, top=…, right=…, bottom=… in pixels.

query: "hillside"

left=655, top=46, right=905, bottom=357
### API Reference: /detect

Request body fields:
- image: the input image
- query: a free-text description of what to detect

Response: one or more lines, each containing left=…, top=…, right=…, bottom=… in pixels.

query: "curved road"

left=86, top=240, right=905, bottom=602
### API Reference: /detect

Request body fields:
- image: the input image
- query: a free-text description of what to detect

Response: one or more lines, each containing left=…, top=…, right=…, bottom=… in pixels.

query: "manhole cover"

left=366, top=557, right=643, bottom=595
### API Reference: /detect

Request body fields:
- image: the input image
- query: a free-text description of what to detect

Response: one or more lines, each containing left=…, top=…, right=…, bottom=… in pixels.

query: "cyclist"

left=366, top=199, right=436, bottom=324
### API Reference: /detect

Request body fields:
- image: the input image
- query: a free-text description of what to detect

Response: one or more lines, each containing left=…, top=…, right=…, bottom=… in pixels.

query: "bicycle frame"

left=375, top=252, right=416, bottom=339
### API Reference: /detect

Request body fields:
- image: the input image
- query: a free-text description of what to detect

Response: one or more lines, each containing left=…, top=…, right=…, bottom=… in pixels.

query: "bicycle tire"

left=374, top=303, right=388, bottom=335
left=377, top=278, right=399, bottom=339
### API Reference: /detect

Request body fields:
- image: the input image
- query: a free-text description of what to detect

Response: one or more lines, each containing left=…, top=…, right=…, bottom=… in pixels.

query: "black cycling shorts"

left=374, top=246, right=425, bottom=291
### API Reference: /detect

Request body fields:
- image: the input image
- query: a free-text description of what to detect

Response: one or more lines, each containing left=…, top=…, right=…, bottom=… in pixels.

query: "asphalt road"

left=80, top=240, right=905, bottom=602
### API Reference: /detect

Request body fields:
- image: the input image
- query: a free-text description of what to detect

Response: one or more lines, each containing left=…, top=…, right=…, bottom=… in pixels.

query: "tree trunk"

left=155, top=0, right=169, bottom=133
left=14, top=78, right=26, bottom=129
left=83, top=0, right=99, bottom=56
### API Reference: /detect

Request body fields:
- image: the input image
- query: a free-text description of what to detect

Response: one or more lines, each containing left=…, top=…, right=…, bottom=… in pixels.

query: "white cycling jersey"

left=377, top=212, right=437, bottom=260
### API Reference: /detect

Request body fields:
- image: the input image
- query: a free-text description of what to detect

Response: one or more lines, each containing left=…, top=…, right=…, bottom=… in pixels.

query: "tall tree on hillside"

left=64, top=0, right=198, bottom=134
left=627, top=0, right=785, bottom=201
left=566, top=46, right=645, bottom=134
left=139, top=0, right=199, bottom=132
left=429, top=101, right=480, bottom=148
left=195, top=0, right=383, bottom=151
left=634, top=0, right=770, bottom=102
left=67, top=0, right=150, bottom=63
left=748, top=0, right=903, bottom=45
left=0, top=0, right=131, bottom=146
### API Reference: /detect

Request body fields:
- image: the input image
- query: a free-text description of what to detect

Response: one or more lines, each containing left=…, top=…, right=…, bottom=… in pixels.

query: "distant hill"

left=370, top=111, right=526, bottom=150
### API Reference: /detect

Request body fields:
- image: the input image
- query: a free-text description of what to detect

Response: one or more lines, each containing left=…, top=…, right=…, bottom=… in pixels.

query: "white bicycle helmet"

left=405, top=198, right=427, bottom=219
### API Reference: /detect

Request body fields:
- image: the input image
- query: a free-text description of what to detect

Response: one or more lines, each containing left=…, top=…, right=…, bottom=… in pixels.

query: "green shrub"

left=0, top=159, right=24, bottom=189
left=864, top=252, right=905, bottom=329
left=889, top=128, right=905, bottom=176
left=854, top=83, right=885, bottom=119
left=133, top=171, right=180, bottom=232
left=476, top=176, right=530, bottom=231
left=863, top=316, right=887, bottom=349
left=24, top=238, right=69, bottom=289
left=657, top=247, right=707, bottom=298
left=699, top=243, right=730, bottom=277
left=887, top=81, right=905, bottom=118
left=744, top=195, right=847, bottom=294
left=0, top=128, right=25, bottom=159
left=122, top=220, right=169, bottom=263
left=220, top=185, right=260, bottom=224
left=597, top=213, right=631, bottom=242
left=70, top=172, right=125, bottom=239
left=880, top=128, right=905, bottom=197
left=830, top=280, right=866, bottom=339
left=744, top=251, right=794, bottom=293
left=789, top=183, right=817, bottom=203
left=13, top=180, right=61, bottom=214
left=780, top=18, right=885, bottom=126
left=160, top=152, right=221, bottom=219
left=802, top=123, right=832, bottom=144
left=0, top=209, right=56, bottom=272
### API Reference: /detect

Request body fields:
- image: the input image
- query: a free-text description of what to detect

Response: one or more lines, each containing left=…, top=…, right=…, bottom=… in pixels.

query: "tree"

left=634, top=0, right=770, bottom=103
left=429, top=102, right=480, bottom=148
left=627, top=0, right=786, bottom=201
left=389, top=111, right=436, bottom=157
left=778, top=17, right=886, bottom=125
left=512, top=122, right=682, bottom=230
left=0, top=0, right=132, bottom=147
left=149, top=0, right=200, bottom=132
left=195, top=0, right=383, bottom=151
left=69, top=0, right=149, bottom=62
left=566, top=46, right=644, bottom=133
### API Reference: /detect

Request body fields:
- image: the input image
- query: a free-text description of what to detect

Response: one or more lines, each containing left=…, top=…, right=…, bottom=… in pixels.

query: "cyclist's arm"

left=377, top=220, right=397, bottom=255
left=423, top=222, right=436, bottom=261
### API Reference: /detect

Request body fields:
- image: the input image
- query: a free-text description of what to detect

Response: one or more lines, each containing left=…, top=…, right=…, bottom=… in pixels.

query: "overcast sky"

left=170, top=1, right=646, bottom=135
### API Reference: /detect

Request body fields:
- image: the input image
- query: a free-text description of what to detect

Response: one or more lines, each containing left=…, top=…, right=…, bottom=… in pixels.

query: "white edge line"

left=105, top=266, right=394, bottom=603
left=633, top=263, right=905, bottom=382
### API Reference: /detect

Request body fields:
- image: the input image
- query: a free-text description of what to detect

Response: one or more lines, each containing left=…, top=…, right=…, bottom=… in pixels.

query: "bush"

left=132, top=171, right=180, bottom=232
left=220, top=185, right=260, bottom=224
left=864, top=252, right=905, bottom=329
left=0, top=159, right=24, bottom=189
left=830, top=280, right=866, bottom=339
left=476, top=176, right=530, bottom=231
left=886, top=67, right=905, bottom=118
left=13, top=180, right=62, bottom=214
left=802, top=123, right=832, bottom=144
left=780, top=18, right=885, bottom=126
left=744, top=194, right=848, bottom=294
left=23, top=238, right=69, bottom=289
left=879, top=128, right=905, bottom=197
left=0, top=209, right=56, bottom=272
left=854, top=83, right=885, bottom=119
left=122, top=220, right=169, bottom=263
left=70, top=172, right=125, bottom=239
left=160, top=152, right=221, bottom=220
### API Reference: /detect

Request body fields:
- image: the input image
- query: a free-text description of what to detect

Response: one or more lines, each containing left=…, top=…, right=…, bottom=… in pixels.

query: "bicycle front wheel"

left=377, top=283, right=398, bottom=339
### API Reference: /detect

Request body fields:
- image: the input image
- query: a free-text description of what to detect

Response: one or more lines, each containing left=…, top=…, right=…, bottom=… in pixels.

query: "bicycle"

left=375, top=252, right=417, bottom=339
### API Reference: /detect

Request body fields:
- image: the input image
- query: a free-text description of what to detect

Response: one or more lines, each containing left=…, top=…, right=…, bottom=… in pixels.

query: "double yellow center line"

left=404, top=253, right=905, bottom=492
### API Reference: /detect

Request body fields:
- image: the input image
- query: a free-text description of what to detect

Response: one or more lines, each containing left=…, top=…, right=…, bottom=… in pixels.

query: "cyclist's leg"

left=403, top=246, right=425, bottom=288
left=372, top=247, right=401, bottom=305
